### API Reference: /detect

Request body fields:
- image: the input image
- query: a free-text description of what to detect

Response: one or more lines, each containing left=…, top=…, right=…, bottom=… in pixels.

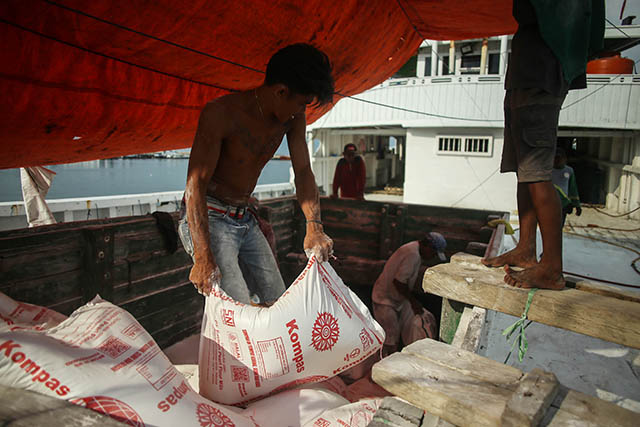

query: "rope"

left=582, top=204, right=640, bottom=218
left=563, top=271, right=640, bottom=290
left=503, top=288, right=537, bottom=364
left=41, top=0, right=264, bottom=74
left=0, top=18, right=234, bottom=92
left=569, top=224, right=640, bottom=232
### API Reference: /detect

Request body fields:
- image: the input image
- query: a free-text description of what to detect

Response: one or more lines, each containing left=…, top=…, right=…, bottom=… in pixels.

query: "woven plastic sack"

left=199, top=257, right=385, bottom=405
left=0, top=293, right=253, bottom=426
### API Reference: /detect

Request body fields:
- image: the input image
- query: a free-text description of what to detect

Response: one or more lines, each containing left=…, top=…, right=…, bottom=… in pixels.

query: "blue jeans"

left=178, top=199, right=285, bottom=304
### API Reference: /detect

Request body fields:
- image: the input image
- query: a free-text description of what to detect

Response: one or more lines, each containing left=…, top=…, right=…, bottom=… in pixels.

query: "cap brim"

left=437, top=251, right=447, bottom=261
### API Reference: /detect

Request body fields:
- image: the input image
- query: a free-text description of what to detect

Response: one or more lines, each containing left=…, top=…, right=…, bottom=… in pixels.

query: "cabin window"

left=438, top=137, right=462, bottom=153
left=437, top=136, right=493, bottom=157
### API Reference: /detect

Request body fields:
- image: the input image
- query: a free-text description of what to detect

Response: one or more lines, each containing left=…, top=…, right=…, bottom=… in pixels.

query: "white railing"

left=309, top=74, right=640, bottom=131
left=0, top=182, right=295, bottom=232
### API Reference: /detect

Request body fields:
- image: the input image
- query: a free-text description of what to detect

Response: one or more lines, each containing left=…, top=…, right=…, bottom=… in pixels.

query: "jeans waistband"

left=181, top=195, right=249, bottom=218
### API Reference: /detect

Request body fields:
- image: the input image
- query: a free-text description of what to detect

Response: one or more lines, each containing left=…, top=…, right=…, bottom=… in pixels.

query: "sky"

left=607, top=0, right=640, bottom=67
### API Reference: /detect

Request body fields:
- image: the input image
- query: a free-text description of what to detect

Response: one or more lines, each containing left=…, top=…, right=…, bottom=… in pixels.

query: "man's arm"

left=287, top=113, right=333, bottom=262
left=184, top=102, right=224, bottom=295
left=392, top=279, right=423, bottom=314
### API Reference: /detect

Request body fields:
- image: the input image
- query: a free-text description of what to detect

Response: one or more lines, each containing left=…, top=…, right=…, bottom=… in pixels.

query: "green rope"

left=503, top=288, right=538, bottom=364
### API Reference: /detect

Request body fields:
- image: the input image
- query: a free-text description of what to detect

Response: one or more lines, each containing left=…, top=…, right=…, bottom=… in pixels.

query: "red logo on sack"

left=311, top=312, right=340, bottom=352
left=71, top=396, right=144, bottom=427
left=222, top=309, right=235, bottom=327
left=196, top=403, right=235, bottom=427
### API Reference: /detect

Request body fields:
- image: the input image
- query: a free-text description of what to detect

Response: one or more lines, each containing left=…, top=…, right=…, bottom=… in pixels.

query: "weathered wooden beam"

left=423, top=253, right=640, bottom=349
left=451, top=306, right=486, bottom=352
left=372, top=338, right=639, bottom=427
left=372, top=339, right=523, bottom=427
left=547, top=387, right=637, bottom=427
left=82, top=226, right=115, bottom=302
left=501, top=368, right=559, bottom=427
left=378, top=204, right=391, bottom=259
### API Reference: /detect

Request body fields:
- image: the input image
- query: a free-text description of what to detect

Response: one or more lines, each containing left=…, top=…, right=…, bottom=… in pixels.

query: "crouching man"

left=178, top=44, right=334, bottom=304
left=372, top=232, right=447, bottom=357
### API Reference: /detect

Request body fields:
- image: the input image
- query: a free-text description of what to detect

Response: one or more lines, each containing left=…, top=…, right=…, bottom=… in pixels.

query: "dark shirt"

left=332, top=156, right=366, bottom=199
left=506, top=0, right=587, bottom=95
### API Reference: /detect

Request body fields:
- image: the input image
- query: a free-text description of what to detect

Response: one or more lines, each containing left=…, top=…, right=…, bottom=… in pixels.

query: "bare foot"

left=504, top=265, right=565, bottom=290
left=482, top=248, right=537, bottom=269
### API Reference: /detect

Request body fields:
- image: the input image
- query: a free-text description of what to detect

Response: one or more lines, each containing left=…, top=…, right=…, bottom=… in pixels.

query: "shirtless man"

left=177, top=44, right=334, bottom=303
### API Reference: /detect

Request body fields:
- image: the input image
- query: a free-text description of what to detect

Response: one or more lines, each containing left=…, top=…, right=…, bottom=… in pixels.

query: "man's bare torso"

left=205, top=92, right=292, bottom=206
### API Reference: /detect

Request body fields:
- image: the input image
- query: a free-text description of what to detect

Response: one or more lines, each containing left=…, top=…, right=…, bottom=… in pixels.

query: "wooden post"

left=438, top=298, right=469, bottom=344
left=378, top=204, right=391, bottom=259
left=82, top=226, right=115, bottom=302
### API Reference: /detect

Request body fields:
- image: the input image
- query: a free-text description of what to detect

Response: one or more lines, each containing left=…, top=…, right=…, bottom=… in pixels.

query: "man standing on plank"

left=482, top=0, right=604, bottom=289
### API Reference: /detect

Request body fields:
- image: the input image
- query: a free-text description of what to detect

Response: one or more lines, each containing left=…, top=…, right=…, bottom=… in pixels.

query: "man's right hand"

left=189, top=261, right=222, bottom=296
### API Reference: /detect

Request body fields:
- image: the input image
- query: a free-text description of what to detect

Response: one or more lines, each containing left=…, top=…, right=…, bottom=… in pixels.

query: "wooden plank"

left=111, top=265, right=191, bottom=305
left=401, top=339, right=523, bottom=387
left=372, top=339, right=521, bottom=427
left=0, top=270, right=84, bottom=310
left=501, top=368, right=559, bottom=427
left=121, top=282, right=197, bottom=319
left=1, top=237, right=84, bottom=281
left=373, top=338, right=639, bottom=427
left=451, top=306, right=486, bottom=353
left=154, top=316, right=203, bottom=350
left=111, top=249, right=192, bottom=288
left=423, top=253, right=640, bottom=349
left=547, top=388, right=638, bottom=427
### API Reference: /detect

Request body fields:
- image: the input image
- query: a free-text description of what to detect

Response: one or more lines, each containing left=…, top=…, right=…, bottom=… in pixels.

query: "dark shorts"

left=501, top=88, right=567, bottom=183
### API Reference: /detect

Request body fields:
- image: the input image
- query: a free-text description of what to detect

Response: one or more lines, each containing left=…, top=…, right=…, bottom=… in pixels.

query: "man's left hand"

left=304, top=228, right=334, bottom=263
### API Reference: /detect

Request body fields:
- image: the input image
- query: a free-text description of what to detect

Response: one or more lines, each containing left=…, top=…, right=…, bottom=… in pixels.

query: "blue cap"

left=426, top=232, right=447, bottom=261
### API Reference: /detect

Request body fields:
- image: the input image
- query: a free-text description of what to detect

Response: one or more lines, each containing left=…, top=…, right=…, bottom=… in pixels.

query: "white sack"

left=304, top=398, right=381, bottom=427
left=20, top=166, right=56, bottom=227
left=0, top=293, right=254, bottom=427
left=199, top=257, right=385, bottom=405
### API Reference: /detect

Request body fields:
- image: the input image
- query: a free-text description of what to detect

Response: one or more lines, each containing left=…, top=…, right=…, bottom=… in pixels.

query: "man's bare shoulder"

left=200, top=93, right=249, bottom=125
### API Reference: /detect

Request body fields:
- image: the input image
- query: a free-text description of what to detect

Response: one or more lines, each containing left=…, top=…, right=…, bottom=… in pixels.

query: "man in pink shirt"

left=372, top=232, right=447, bottom=356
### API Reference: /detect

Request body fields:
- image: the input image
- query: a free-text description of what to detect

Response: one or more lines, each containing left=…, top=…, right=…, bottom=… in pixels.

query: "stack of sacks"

left=0, top=257, right=385, bottom=426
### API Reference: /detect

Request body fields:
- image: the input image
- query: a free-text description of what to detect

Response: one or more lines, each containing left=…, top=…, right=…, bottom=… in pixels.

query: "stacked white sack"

left=0, top=293, right=253, bottom=426
left=199, top=257, right=386, bottom=406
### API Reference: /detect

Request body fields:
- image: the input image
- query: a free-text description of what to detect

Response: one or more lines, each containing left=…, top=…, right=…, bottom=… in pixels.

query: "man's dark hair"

left=343, top=143, right=357, bottom=153
left=265, top=43, right=334, bottom=106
